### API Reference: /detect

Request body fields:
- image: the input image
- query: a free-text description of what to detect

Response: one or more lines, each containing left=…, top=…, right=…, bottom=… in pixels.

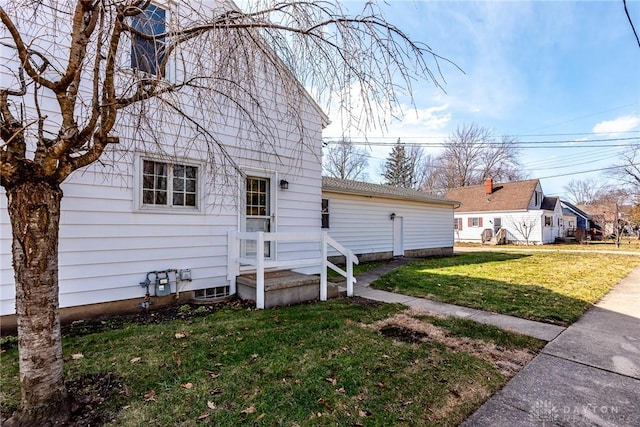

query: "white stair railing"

left=227, top=231, right=359, bottom=309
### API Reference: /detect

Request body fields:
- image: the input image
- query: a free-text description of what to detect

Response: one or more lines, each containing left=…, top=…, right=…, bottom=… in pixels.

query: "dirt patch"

left=344, top=296, right=384, bottom=307
left=380, top=325, right=434, bottom=344
left=66, top=372, right=126, bottom=426
left=1, top=372, right=125, bottom=427
left=367, top=309, right=537, bottom=378
left=61, top=297, right=253, bottom=338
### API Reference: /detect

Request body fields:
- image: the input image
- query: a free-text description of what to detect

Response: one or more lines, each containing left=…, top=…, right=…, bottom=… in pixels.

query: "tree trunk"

left=5, top=181, right=70, bottom=426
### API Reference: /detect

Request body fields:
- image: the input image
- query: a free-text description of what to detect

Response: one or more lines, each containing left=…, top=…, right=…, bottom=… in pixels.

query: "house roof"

left=560, top=200, right=591, bottom=219
left=540, top=196, right=558, bottom=211
left=322, top=177, right=459, bottom=206
left=444, top=179, right=540, bottom=213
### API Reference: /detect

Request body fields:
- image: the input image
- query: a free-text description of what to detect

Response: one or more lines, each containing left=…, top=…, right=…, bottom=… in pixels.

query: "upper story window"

left=534, top=191, right=542, bottom=207
left=321, top=199, right=330, bottom=229
left=131, top=4, right=166, bottom=76
left=544, top=216, right=552, bottom=227
left=142, top=160, right=198, bottom=208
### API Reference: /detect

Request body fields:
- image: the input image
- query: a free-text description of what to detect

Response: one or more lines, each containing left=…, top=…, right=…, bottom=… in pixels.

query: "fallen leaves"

left=172, top=351, right=181, bottom=367
left=181, top=382, right=194, bottom=390
left=129, top=357, right=141, bottom=364
left=207, top=401, right=216, bottom=410
left=143, top=390, right=156, bottom=402
left=175, top=332, right=187, bottom=339
left=325, top=377, right=337, bottom=386
left=206, top=370, right=220, bottom=379
left=240, top=405, right=256, bottom=414
left=71, top=353, right=84, bottom=360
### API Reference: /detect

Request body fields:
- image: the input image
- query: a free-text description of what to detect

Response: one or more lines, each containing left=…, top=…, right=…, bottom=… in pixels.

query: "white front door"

left=393, top=217, right=404, bottom=256
left=244, top=176, right=273, bottom=258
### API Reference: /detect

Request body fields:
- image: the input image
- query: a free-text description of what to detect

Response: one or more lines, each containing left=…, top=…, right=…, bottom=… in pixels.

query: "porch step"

left=236, top=270, right=343, bottom=308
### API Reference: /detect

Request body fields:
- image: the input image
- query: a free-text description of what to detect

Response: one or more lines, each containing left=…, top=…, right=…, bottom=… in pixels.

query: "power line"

left=624, top=0, right=640, bottom=49
left=322, top=137, right=639, bottom=148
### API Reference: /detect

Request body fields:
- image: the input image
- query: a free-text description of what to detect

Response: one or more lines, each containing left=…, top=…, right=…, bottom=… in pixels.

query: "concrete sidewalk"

left=353, top=258, right=565, bottom=342
left=352, top=257, right=640, bottom=426
left=462, top=266, right=640, bottom=426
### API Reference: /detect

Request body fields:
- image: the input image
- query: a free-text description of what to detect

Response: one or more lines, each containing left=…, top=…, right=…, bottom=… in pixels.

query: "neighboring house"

left=445, top=178, right=564, bottom=244
left=576, top=202, right=627, bottom=238
left=0, top=1, right=341, bottom=325
left=561, top=200, right=592, bottom=239
left=322, top=177, right=458, bottom=261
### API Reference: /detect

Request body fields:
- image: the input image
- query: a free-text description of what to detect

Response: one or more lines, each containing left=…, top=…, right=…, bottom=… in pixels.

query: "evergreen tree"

left=383, top=139, right=414, bottom=188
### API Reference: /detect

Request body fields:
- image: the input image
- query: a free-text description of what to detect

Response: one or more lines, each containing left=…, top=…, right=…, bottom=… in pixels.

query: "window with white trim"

left=142, top=159, right=198, bottom=208
left=544, top=216, right=552, bottom=227
left=131, top=3, right=166, bottom=76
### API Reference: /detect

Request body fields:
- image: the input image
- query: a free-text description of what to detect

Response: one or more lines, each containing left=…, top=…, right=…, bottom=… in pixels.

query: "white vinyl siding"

left=322, top=192, right=454, bottom=257
left=0, top=0, right=327, bottom=315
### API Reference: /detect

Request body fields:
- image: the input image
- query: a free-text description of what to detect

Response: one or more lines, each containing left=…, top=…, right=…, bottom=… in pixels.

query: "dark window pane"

left=173, top=193, right=184, bottom=206
left=143, top=175, right=154, bottom=189
left=186, top=166, right=196, bottom=179
left=185, top=194, right=196, bottom=206
left=155, top=162, right=167, bottom=176
left=143, top=160, right=155, bottom=174
left=156, top=176, right=167, bottom=190
left=173, top=177, right=184, bottom=191
left=186, top=179, right=196, bottom=192
left=156, top=191, right=167, bottom=205
left=143, top=190, right=154, bottom=204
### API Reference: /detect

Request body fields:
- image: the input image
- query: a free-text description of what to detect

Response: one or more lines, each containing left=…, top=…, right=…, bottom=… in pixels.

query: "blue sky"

left=322, top=0, right=640, bottom=198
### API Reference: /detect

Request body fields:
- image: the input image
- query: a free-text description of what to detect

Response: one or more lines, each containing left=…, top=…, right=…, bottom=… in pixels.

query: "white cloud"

left=592, top=115, right=640, bottom=134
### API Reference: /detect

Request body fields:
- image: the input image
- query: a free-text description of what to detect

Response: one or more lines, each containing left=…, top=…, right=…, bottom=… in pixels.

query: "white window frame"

left=134, top=154, right=204, bottom=213
left=471, top=217, right=480, bottom=227
left=127, top=1, right=176, bottom=82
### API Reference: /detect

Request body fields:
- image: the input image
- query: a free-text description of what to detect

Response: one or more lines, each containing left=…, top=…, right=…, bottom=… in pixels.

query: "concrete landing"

left=236, top=271, right=342, bottom=308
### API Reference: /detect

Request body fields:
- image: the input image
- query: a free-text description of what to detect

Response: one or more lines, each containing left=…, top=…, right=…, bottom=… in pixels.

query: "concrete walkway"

left=352, top=257, right=640, bottom=426
left=462, top=266, right=640, bottom=426
left=353, top=258, right=565, bottom=341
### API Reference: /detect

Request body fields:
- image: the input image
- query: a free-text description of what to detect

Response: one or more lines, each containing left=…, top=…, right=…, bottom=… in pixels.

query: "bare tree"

left=508, top=217, right=539, bottom=245
left=323, top=139, right=369, bottom=180
left=428, top=124, right=525, bottom=191
left=609, top=143, right=640, bottom=196
left=0, top=1, right=450, bottom=424
left=563, top=178, right=606, bottom=205
left=588, top=190, right=632, bottom=247
left=415, top=151, right=439, bottom=193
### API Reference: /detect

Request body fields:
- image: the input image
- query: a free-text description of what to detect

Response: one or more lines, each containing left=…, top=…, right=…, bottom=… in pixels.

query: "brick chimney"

left=485, top=178, right=493, bottom=195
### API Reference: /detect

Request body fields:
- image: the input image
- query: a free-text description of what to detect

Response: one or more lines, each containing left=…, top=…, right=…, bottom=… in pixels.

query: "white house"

left=0, top=1, right=356, bottom=327
left=445, top=179, right=564, bottom=245
left=322, top=177, right=458, bottom=260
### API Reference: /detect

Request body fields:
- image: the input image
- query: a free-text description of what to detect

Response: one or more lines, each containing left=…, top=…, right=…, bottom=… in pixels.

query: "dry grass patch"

left=366, top=308, right=538, bottom=378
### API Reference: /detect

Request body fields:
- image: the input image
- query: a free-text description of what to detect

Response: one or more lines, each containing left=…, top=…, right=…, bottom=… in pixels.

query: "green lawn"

left=1, top=300, right=542, bottom=426
left=327, top=260, right=386, bottom=281
left=372, top=251, right=640, bottom=325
